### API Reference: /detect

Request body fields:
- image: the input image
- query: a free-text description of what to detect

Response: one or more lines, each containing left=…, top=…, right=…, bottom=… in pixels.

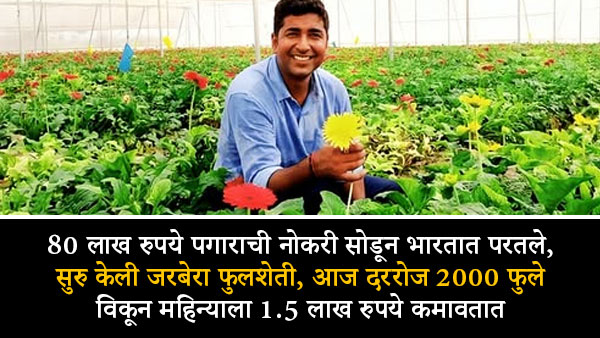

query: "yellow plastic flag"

left=87, top=45, right=93, bottom=56
left=163, top=36, right=174, bottom=50
left=354, top=36, right=360, bottom=45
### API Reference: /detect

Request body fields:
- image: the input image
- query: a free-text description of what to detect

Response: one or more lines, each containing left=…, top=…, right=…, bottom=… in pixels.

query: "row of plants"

left=1, top=44, right=598, bottom=214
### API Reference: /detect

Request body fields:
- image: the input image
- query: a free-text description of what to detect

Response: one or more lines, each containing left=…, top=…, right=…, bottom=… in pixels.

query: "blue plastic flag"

left=119, top=43, right=134, bottom=73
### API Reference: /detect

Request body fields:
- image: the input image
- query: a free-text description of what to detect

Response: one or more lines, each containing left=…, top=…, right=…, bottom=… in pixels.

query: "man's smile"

left=292, top=55, right=314, bottom=61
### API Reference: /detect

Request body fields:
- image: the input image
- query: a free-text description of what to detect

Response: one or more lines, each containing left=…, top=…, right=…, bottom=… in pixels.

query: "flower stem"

left=189, top=86, right=196, bottom=131
left=346, top=182, right=354, bottom=215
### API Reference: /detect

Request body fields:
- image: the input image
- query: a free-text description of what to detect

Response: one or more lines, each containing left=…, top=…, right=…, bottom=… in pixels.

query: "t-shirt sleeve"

left=227, top=92, right=283, bottom=187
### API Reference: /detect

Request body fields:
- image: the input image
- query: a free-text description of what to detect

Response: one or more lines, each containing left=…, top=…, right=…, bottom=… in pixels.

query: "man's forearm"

left=266, top=156, right=313, bottom=194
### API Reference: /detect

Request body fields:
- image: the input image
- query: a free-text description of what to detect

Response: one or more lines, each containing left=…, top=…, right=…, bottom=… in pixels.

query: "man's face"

left=272, top=13, right=328, bottom=83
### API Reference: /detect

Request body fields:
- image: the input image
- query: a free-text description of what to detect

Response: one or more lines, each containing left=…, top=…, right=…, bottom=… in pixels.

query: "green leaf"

left=266, top=198, right=304, bottom=215
left=519, top=131, right=552, bottom=145
left=375, top=191, right=411, bottom=214
left=426, top=162, right=451, bottom=173
left=146, top=178, right=172, bottom=207
left=565, top=198, right=600, bottom=215
left=480, top=184, right=510, bottom=208
left=61, top=184, right=104, bottom=214
left=396, top=177, right=434, bottom=212
left=452, top=150, right=476, bottom=169
left=318, top=191, right=346, bottom=215
left=197, top=168, right=228, bottom=197
left=524, top=173, right=593, bottom=213
left=457, top=202, right=495, bottom=215
left=103, top=178, right=131, bottom=207
left=348, top=198, right=387, bottom=215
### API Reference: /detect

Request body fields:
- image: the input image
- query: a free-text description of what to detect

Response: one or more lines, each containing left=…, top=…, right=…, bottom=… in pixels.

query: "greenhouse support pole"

left=100, top=5, right=104, bottom=50
left=126, top=0, right=130, bottom=44
left=414, top=0, right=417, bottom=46
left=32, top=0, right=37, bottom=53
left=158, top=0, right=164, bottom=57
left=579, top=0, right=582, bottom=43
left=166, top=0, right=170, bottom=36
left=109, top=0, right=113, bottom=50
left=553, top=0, right=556, bottom=43
left=35, top=6, right=43, bottom=46
left=197, top=0, right=201, bottom=47
left=466, top=0, right=470, bottom=46
left=135, top=7, right=146, bottom=48
left=252, top=0, right=261, bottom=63
left=147, top=6, right=151, bottom=47
left=388, top=0, right=393, bottom=60
left=89, top=6, right=99, bottom=51
left=517, top=0, right=521, bottom=43
left=214, top=1, right=218, bottom=47
left=175, top=11, right=185, bottom=47
left=447, top=0, right=450, bottom=45
left=373, top=0, right=376, bottom=46
left=337, top=0, right=341, bottom=46
left=44, top=2, right=48, bottom=52
left=187, top=9, right=191, bottom=47
left=17, top=0, right=24, bottom=63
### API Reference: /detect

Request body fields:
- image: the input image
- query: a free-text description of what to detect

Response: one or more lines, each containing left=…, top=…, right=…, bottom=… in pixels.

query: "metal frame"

left=5, top=0, right=600, bottom=56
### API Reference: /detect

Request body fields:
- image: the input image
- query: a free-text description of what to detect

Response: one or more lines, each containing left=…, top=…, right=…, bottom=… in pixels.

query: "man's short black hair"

left=273, top=0, right=329, bottom=36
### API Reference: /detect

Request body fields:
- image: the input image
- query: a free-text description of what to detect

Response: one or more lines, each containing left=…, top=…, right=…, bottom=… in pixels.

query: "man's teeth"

left=293, top=55, right=311, bottom=61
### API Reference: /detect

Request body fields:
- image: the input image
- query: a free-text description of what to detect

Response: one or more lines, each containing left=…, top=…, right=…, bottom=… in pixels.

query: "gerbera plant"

left=222, top=177, right=277, bottom=214
left=323, top=113, right=363, bottom=214
left=184, top=71, right=209, bottom=130
left=457, top=93, right=492, bottom=172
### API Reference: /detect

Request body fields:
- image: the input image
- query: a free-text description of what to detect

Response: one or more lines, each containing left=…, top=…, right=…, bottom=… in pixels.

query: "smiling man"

left=216, top=0, right=400, bottom=214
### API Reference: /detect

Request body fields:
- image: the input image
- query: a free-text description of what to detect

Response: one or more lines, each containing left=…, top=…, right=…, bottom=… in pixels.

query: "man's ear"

left=271, top=32, right=278, bottom=52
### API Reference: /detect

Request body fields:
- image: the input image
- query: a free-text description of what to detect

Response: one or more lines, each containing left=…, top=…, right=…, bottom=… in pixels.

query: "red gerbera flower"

left=223, top=182, right=277, bottom=210
left=225, top=70, right=237, bottom=79
left=351, top=79, right=363, bottom=88
left=0, top=88, right=5, bottom=96
left=70, top=91, right=83, bottom=100
left=544, top=58, right=555, bottom=67
left=63, top=74, right=78, bottom=80
left=481, top=64, right=495, bottom=71
left=401, top=94, right=415, bottom=103
left=184, top=71, right=208, bottom=89
left=395, top=77, right=406, bottom=86
left=27, top=81, right=39, bottom=88
left=378, top=68, right=389, bottom=75
left=516, top=68, right=528, bottom=75
left=0, top=70, right=14, bottom=82
left=477, top=53, right=487, bottom=60
left=225, top=176, right=244, bottom=189
left=367, top=80, right=379, bottom=88
left=496, top=59, right=506, bottom=64
left=214, top=82, right=223, bottom=89
left=106, top=75, right=115, bottom=81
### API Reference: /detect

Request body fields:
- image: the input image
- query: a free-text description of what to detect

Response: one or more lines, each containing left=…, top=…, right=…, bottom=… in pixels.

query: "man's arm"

left=267, top=143, right=367, bottom=194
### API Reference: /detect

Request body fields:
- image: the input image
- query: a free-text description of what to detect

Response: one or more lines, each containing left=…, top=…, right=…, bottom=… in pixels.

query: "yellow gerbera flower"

left=443, top=173, right=458, bottom=186
left=163, top=36, right=174, bottom=50
left=487, top=141, right=502, bottom=152
left=323, top=113, right=362, bottom=151
left=467, top=121, right=481, bottom=133
left=574, top=113, right=599, bottom=127
left=459, top=94, right=492, bottom=109
left=456, top=125, right=469, bottom=135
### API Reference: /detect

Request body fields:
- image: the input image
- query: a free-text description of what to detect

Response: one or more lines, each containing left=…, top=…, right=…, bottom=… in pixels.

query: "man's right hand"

left=311, top=143, right=367, bottom=182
